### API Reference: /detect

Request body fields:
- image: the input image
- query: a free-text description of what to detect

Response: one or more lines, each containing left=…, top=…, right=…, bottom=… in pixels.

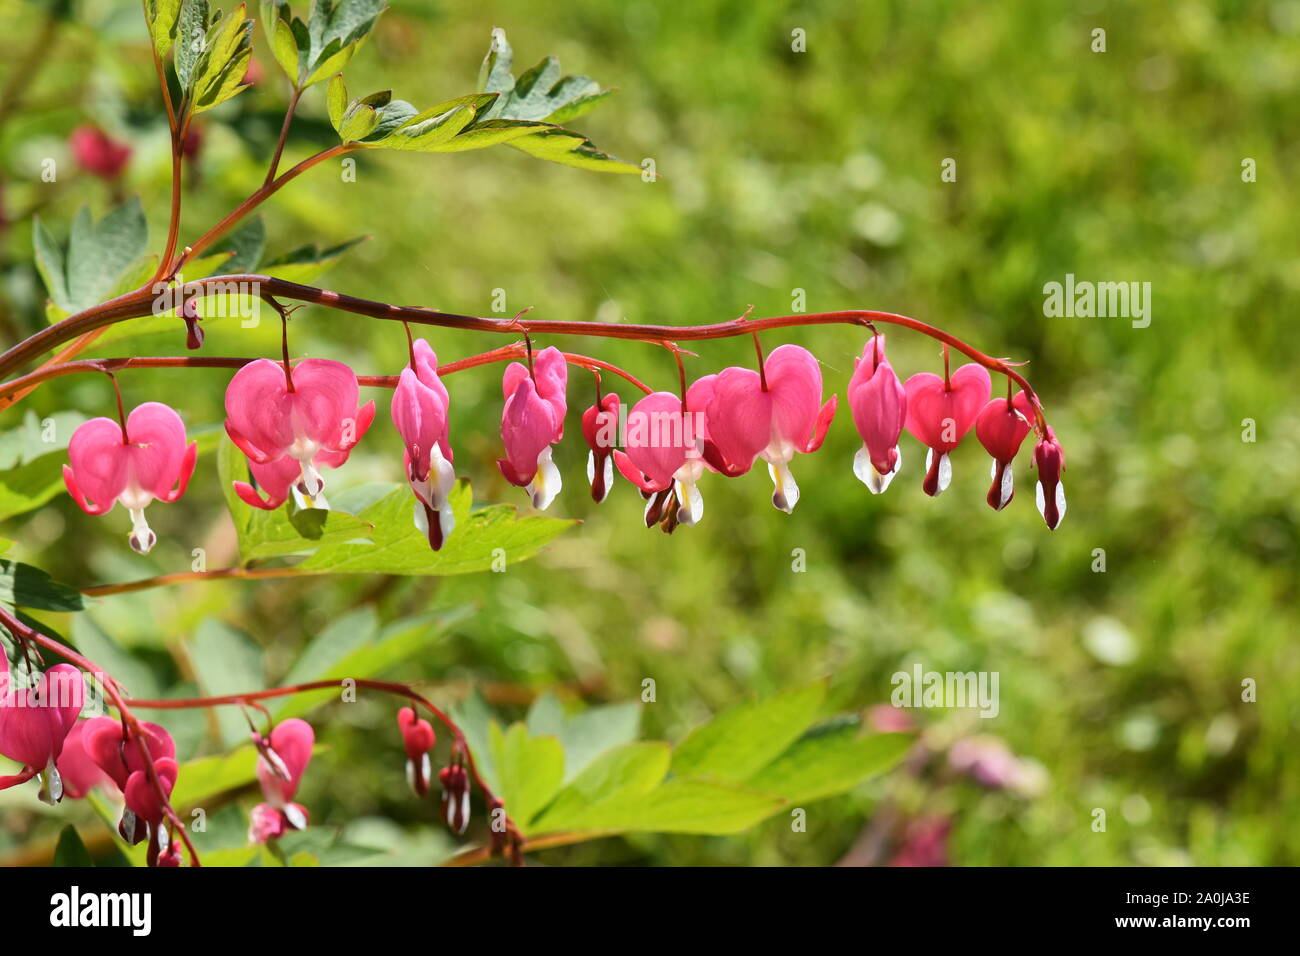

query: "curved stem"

left=263, top=86, right=302, bottom=188
left=0, top=348, right=653, bottom=404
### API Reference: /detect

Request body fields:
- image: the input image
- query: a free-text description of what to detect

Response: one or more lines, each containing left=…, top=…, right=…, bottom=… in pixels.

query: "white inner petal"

left=675, top=478, right=704, bottom=525
left=766, top=458, right=800, bottom=513
left=529, top=446, right=562, bottom=510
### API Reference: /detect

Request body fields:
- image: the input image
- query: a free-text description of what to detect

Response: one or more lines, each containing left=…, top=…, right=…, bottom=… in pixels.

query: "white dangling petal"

left=1035, top=480, right=1046, bottom=518
left=283, top=803, right=308, bottom=830
left=528, top=446, right=562, bottom=510
left=429, top=446, right=457, bottom=537
left=925, top=449, right=952, bottom=494
left=675, top=479, right=704, bottom=526
left=412, top=499, right=429, bottom=536
left=127, top=508, right=156, bottom=554
left=766, top=459, right=801, bottom=513
left=855, top=445, right=901, bottom=495
left=992, top=459, right=1014, bottom=509
left=458, top=789, right=471, bottom=834
left=298, top=460, right=324, bottom=498
left=1055, top=481, right=1067, bottom=522
left=37, top=761, right=63, bottom=806
left=586, top=449, right=596, bottom=486
left=293, top=485, right=329, bottom=511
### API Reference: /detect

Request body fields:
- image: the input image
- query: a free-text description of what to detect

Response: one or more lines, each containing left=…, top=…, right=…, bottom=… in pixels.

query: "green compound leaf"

left=671, top=679, right=827, bottom=783
left=0, top=559, right=84, bottom=613
left=33, top=200, right=149, bottom=314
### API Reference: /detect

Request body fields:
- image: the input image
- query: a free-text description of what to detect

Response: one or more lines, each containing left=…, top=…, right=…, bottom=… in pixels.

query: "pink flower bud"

left=1032, top=427, right=1066, bottom=529
left=847, top=335, right=907, bottom=494
left=497, top=347, right=567, bottom=509
left=390, top=340, right=456, bottom=549
left=255, top=719, right=314, bottom=809
left=0, top=663, right=84, bottom=804
left=397, top=707, right=436, bottom=797
left=581, top=393, right=620, bottom=503
left=439, top=763, right=470, bottom=834
left=974, top=392, right=1034, bottom=510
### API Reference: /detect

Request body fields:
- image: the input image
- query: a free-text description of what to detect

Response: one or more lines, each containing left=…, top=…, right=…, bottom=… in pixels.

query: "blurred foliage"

left=1, top=0, right=1298, bottom=865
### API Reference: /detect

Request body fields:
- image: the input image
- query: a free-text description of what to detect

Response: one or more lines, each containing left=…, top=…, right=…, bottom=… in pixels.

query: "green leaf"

left=489, top=721, right=564, bottom=828
left=363, top=100, right=479, bottom=151
left=530, top=742, right=670, bottom=834
left=299, top=0, right=388, bottom=87
left=457, top=28, right=635, bottom=172
left=295, top=480, right=576, bottom=576
left=53, top=825, right=94, bottom=867
left=217, top=437, right=374, bottom=562
left=184, top=619, right=265, bottom=746
left=271, top=608, right=467, bottom=721
left=539, top=778, right=782, bottom=835
left=33, top=201, right=149, bottom=314
left=507, top=127, right=643, bottom=174
left=746, top=724, right=914, bottom=803
left=260, top=235, right=368, bottom=283
left=169, top=746, right=260, bottom=807
left=261, top=1, right=300, bottom=80
left=477, top=29, right=613, bottom=124
left=148, top=0, right=183, bottom=56
left=0, top=559, right=84, bottom=612
left=174, top=0, right=210, bottom=92
left=0, top=454, right=66, bottom=522
left=526, top=693, right=642, bottom=782
left=191, top=3, right=255, bottom=114
left=325, top=73, right=347, bottom=129
left=671, top=679, right=827, bottom=783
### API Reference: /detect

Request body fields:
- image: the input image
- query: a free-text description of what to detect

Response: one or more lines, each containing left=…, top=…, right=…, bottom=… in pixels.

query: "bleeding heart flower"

left=249, top=719, right=314, bottom=843
left=70, top=125, right=131, bottom=179
left=903, top=363, right=991, bottom=496
left=582, top=393, right=620, bottom=503
left=55, top=720, right=111, bottom=799
left=848, top=335, right=907, bottom=494
left=397, top=707, right=436, bottom=797
left=497, top=347, right=567, bottom=509
left=390, top=339, right=456, bottom=550
left=1032, top=426, right=1067, bottom=530
left=224, top=358, right=375, bottom=503
left=701, top=345, right=837, bottom=513
left=439, top=762, right=470, bottom=834
left=0, top=663, right=84, bottom=805
left=613, top=391, right=708, bottom=526
left=82, top=715, right=176, bottom=792
left=63, top=402, right=198, bottom=553
left=123, top=757, right=178, bottom=826
left=975, top=392, right=1035, bottom=510
left=256, top=718, right=314, bottom=808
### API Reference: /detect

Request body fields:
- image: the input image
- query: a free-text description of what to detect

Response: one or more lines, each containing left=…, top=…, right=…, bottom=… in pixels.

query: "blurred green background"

left=1, top=0, right=1297, bottom=865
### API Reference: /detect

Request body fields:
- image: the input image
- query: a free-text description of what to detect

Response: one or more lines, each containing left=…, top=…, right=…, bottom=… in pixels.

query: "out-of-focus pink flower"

left=63, top=402, right=198, bottom=553
left=0, top=663, right=84, bottom=804
left=975, top=392, right=1035, bottom=510
left=847, top=335, right=907, bottom=494
left=249, top=719, right=314, bottom=843
left=867, top=703, right=915, bottom=734
left=613, top=391, right=708, bottom=526
left=581, top=393, right=620, bottom=503
left=700, top=345, right=837, bottom=512
left=224, top=358, right=374, bottom=506
left=241, top=58, right=264, bottom=86
left=180, top=124, right=203, bottom=161
left=888, top=816, right=951, bottom=867
left=70, top=126, right=131, bottom=180
left=903, top=363, right=991, bottom=496
left=1032, top=426, right=1066, bottom=530
left=497, top=347, right=567, bottom=509
left=390, top=339, right=456, bottom=549
left=56, top=721, right=112, bottom=799
left=397, top=707, right=436, bottom=797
